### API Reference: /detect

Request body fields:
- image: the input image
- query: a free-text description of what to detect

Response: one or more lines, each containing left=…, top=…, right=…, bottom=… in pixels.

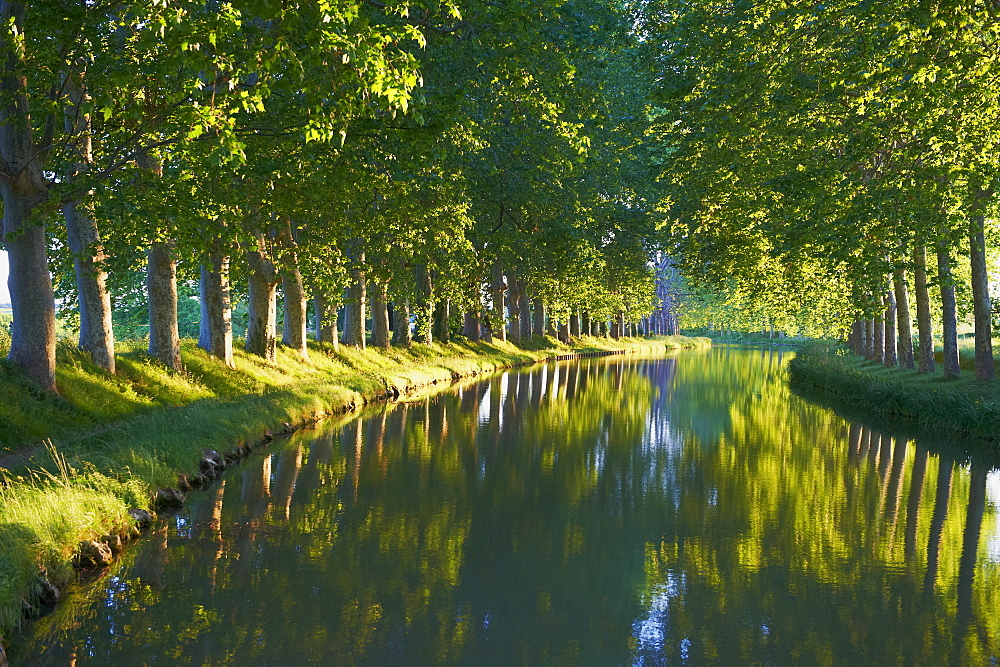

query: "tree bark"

left=62, top=65, right=114, bottom=374
left=969, top=213, right=994, bottom=380
left=392, top=299, right=411, bottom=346
left=884, top=288, right=897, bottom=367
left=873, top=312, right=884, bottom=363
left=464, top=309, right=481, bottom=342
left=414, top=265, right=433, bottom=345
left=147, top=242, right=181, bottom=370
left=314, top=292, right=339, bottom=350
left=507, top=277, right=521, bottom=343
left=64, top=202, right=115, bottom=373
left=246, top=246, right=278, bottom=362
left=532, top=298, right=545, bottom=337
left=569, top=310, right=581, bottom=338
left=613, top=311, right=626, bottom=339
left=0, top=3, right=57, bottom=391
left=275, top=219, right=308, bottom=361
left=862, top=318, right=873, bottom=359
left=434, top=297, right=450, bottom=344
left=913, top=243, right=935, bottom=373
left=281, top=268, right=308, bottom=360
left=370, top=280, right=390, bottom=349
left=581, top=311, right=592, bottom=337
left=893, top=267, right=914, bottom=369
left=198, top=252, right=234, bottom=367
left=490, top=263, right=507, bottom=343
left=937, top=242, right=961, bottom=378
left=517, top=292, right=532, bottom=340
left=555, top=320, right=566, bottom=343
left=342, top=254, right=366, bottom=349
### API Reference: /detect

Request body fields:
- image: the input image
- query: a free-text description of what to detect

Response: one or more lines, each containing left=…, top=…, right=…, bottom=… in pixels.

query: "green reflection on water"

left=15, top=348, right=1000, bottom=664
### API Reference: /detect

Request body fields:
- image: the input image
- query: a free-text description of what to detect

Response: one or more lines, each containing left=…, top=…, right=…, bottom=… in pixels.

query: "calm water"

left=15, top=347, right=1000, bottom=663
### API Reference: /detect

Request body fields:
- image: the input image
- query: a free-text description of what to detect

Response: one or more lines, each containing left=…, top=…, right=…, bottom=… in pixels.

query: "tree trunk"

left=314, top=291, right=339, bottom=350
left=969, top=213, right=994, bottom=380
left=415, top=265, right=434, bottom=345
left=884, top=289, right=897, bottom=367
left=2, top=182, right=56, bottom=391
left=392, top=299, right=411, bottom=346
left=62, top=67, right=114, bottom=374
left=518, top=292, right=532, bottom=340
left=581, top=311, right=591, bottom=337
left=198, top=253, right=234, bottom=367
left=937, top=242, right=961, bottom=378
left=863, top=318, right=873, bottom=359
left=614, top=311, right=626, bottom=339
left=464, top=310, right=481, bottom=342
left=435, top=297, right=450, bottom=344
left=342, top=256, right=366, bottom=349
left=507, top=277, right=521, bottom=343
left=873, top=312, right=884, bottom=363
left=0, top=3, right=56, bottom=391
left=569, top=310, right=581, bottom=338
left=532, top=298, right=545, bottom=337
left=371, top=280, right=390, bottom=349
left=490, top=263, right=507, bottom=343
left=246, top=246, right=278, bottom=362
left=281, top=266, right=308, bottom=361
left=558, top=320, right=570, bottom=343
left=64, top=202, right=115, bottom=373
left=276, top=218, right=308, bottom=361
left=913, top=243, right=935, bottom=373
left=893, top=268, right=914, bottom=369
left=147, top=242, right=181, bottom=370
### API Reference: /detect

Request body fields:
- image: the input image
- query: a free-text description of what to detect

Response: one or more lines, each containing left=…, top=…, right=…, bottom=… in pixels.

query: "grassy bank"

left=787, top=342, right=1000, bottom=445
left=0, top=333, right=709, bottom=645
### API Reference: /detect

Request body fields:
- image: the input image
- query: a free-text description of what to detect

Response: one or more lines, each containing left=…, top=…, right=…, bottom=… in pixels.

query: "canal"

left=14, top=347, right=1000, bottom=663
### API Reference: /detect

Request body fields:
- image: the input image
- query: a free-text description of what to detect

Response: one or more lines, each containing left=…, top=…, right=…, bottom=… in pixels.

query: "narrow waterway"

left=15, top=347, right=1000, bottom=663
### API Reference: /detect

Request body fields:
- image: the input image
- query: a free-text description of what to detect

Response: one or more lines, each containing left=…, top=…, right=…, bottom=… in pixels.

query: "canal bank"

left=788, top=342, right=1000, bottom=446
left=0, top=334, right=708, bottom=650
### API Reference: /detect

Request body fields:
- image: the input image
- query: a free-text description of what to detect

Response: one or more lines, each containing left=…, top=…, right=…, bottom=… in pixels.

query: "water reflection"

left=14, top=348, right=1000, bottom=664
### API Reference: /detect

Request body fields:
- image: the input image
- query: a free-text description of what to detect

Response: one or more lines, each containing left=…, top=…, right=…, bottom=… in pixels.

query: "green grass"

left=939, top=336, right=1000, bottom=375
left=0, top=332, right=709, bottom=645
left=788, top=341, right=1000, bottom=445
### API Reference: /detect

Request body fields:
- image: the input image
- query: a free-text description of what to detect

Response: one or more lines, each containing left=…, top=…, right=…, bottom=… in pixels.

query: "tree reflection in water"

left=14, top=348, right=1000, bottom=664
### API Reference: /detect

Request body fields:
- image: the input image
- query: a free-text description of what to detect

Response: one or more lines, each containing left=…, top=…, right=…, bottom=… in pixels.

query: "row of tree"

left=651, top=1, right=999, bottom=378
left=0, top=0, right=671, bottom=393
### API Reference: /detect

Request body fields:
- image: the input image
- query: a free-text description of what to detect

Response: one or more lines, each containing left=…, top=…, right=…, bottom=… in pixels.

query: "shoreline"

left=0, top=334, right=710, bottom=651
left=787, top=342, right=1000, bottom=448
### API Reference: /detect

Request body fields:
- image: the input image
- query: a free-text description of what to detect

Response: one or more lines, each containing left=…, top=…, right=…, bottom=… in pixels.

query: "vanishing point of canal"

left=15, top=347, right=1000, bottom=663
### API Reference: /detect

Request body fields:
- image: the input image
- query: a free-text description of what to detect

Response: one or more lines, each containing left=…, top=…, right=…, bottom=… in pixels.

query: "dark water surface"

left=15, top=348, right=1000, bottom=663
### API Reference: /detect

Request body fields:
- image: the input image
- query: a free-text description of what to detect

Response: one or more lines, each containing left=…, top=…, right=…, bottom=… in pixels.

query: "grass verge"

left=0, top=333, right=709, bottom=646
left=787, top=341, right=1000, bottom=446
